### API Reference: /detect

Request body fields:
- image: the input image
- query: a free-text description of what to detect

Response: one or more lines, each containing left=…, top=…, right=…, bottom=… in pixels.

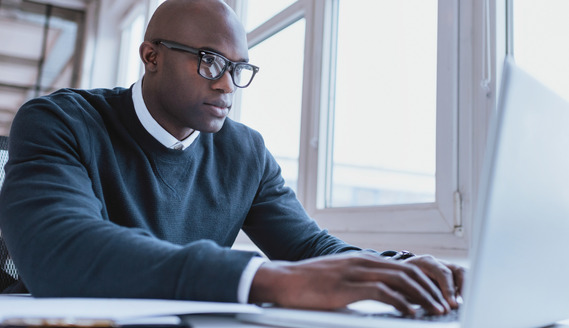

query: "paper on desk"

left=0, top=296, right=261, bottom=323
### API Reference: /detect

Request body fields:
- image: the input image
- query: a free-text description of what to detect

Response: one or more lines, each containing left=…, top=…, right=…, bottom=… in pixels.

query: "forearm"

left=3, top=209, right=258, bottom=301
left=248, top=261, right=289, bottom=306
left=244, top=151, right=361, bottom=261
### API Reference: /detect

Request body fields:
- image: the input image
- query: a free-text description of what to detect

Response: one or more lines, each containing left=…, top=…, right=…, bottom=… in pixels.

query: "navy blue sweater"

left=0, top=87, right=360, bottom=301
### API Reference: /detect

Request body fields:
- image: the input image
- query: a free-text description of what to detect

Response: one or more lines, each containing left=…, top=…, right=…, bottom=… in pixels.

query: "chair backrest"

left=0, top=135, right=19, bottom=292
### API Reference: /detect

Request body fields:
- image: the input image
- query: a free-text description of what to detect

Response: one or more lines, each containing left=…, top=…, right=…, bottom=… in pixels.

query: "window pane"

left=239, top=19, right=305, bottom=192
left=329, top=0, right=437, bottom=207
left=513, top=0, right=569, bottom=101
left=244, top=0, right=296, bottom=32
left=118, top=12, right=145, bottom=87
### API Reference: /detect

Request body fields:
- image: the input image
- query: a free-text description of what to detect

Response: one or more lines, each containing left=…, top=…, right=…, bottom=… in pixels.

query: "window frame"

left=307, top=0, right=459, bottom=233
left=228, top=0, right=501, bottom=256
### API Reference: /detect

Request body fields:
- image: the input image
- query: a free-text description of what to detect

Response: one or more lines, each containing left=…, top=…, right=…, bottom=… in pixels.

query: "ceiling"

left=0, top=0, right=88, bottom=136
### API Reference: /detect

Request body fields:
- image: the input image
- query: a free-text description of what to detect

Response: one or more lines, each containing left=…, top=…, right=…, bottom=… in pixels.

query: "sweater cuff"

left=237, top=256, right=267, bottom=304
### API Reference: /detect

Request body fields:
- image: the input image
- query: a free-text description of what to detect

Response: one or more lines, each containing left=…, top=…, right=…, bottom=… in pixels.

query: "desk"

left=184, top=314, right=263, bottom=327
left=1, top=296, right=567, bottom=328
left=183, top=315, right=569, bottom=328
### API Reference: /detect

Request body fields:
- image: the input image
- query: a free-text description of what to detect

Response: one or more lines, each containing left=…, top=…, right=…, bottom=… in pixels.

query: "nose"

left=211, top=69, right=235, bottom=94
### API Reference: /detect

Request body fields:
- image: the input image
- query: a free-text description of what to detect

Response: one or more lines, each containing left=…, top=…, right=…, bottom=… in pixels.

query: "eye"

left=201, top=54, right=217, bottom=66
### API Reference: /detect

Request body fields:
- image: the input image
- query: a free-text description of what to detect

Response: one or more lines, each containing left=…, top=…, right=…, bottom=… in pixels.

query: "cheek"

left=165, top=89, right=201, bottom=119
left=157, top=60, right=214, bottom=121
left=160, top=69, right=202, bottom=105
left=161, top=58, right=198, bottom=88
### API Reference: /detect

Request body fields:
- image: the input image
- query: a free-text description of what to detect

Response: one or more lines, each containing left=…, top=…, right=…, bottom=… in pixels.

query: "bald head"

left=145, top=0, right=245, bottom=48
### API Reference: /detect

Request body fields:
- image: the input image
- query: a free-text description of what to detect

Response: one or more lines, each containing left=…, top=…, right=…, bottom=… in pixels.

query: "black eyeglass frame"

left=153, top=39, right=259, bottom=88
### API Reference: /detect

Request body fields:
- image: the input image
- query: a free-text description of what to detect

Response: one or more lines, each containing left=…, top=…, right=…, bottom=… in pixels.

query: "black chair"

left=0, top=136, right=21, bottom=292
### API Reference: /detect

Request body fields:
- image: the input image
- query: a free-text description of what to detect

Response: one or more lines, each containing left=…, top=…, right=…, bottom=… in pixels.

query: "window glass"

left=239, top=19, right=305, bottom=192
left=513, top=0, right=569, bottom=101
left=244, top=0, right=296, bottom=32
left=328, top=0, right=437, bottom=207
left=117, top=12, right=145, bottom=87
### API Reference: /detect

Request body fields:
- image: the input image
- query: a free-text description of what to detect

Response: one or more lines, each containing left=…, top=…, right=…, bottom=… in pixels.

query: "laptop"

left=237, top=57, right=569, bottom=328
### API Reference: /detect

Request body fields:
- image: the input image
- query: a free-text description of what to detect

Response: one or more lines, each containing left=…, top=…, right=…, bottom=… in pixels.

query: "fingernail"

left=435, top=303, right=445, bottom=314
left=441, top=299, right=450, bottom=312
left=451, top=295, right=458, bottom=307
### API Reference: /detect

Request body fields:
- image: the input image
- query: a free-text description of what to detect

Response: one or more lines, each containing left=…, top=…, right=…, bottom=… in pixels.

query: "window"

left=512, top=0, right=569, bottom=101
left=242, top=0, right=296, bottom=32
left=328, top=0, right=438, bottom=207
left=117, top=7, right=145, bottom=87
left=239, top=19, right=305, bottom=192
left=236, top=0, right=469, bottom=253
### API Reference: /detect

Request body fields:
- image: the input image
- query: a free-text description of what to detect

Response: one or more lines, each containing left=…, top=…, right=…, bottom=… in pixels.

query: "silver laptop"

left=238, top=57, right=569, bottom=328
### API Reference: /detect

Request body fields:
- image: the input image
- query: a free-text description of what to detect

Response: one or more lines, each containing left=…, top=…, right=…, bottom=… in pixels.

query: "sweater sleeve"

left=241, top=133, right=362, bottom=261
left=0, top=96, right=258, bottom=302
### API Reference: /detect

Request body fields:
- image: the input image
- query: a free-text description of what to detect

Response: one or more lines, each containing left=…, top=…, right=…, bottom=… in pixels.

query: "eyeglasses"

left=153, top=39, right=259, bottom=88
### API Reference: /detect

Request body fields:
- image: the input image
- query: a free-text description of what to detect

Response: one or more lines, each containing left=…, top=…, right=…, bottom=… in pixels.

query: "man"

left=0, top=0, right=463, bottom=317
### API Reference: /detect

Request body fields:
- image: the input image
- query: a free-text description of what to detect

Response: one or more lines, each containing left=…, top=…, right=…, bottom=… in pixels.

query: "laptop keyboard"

left=370, top=308, right=461, bottom=323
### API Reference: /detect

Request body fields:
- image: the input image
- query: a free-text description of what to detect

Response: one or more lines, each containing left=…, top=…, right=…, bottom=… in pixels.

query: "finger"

left=431, top=260, right=466, bottom=308
left=455, top=266, right=465, bottom=297
left=422, top=261, right=458, bottom=308
left=350, top=282, right=417, bottom=316
left=348, top=267, right=447, bottom=315
left=386, top=263, right=450, bottom=313
left=403, top=256, right=456, bottom=310
left=442, top=261, right=466, bottom=297
left=344, top=255, right=450, bottom=313
left=393, top=269, right=448, bottom=315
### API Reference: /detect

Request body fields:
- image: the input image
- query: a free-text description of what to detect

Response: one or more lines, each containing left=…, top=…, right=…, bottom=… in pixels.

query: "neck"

left=141, top=77, right=195, bottom=141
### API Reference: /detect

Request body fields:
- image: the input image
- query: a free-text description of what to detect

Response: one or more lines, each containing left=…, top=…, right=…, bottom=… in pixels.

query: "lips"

left=204, top=101, right=231, bottom=118
left=207, top=100, right=231, bottom=109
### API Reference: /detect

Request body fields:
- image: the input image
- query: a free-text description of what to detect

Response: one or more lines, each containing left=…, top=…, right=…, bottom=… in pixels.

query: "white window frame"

left=229, top=0, right=502, bottom=256
left=309, top=0, right=461, bottom=252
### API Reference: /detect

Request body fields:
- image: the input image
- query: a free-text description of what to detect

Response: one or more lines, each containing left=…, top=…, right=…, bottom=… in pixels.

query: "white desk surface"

left=185, top=314, right=263, bottom=327
left=1, top=295, right=566, bottom=328
left=185, top=314, right=569, bottom=328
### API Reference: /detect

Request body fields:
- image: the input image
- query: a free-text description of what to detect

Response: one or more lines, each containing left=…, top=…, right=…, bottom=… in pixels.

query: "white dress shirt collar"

left=132, top=77, right=199, bottom=150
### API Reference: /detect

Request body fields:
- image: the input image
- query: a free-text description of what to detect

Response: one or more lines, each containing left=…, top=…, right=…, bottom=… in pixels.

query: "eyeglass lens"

left=199, top=53, right=255, bottom=88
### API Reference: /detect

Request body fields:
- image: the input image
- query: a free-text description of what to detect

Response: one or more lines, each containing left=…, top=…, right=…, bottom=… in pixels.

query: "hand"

left=248, top=252, right=456, bottom=316
left=403, top=255, right=465, bottom=309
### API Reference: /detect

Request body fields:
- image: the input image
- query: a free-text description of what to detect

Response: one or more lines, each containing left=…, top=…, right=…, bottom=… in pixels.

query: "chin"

left=198, top=118, right=227, bottom=133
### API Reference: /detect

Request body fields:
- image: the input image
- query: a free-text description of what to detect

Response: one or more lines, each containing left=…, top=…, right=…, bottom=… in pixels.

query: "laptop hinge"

left=453, top=190, right=464, bottom=237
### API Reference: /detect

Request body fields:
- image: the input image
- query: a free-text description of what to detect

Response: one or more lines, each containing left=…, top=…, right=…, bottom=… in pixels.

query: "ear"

left=140, top=41, right=159, bottom=72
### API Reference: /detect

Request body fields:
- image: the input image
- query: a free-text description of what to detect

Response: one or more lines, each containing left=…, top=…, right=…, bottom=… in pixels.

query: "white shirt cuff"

left=237, top=256, right=267, bottom=304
